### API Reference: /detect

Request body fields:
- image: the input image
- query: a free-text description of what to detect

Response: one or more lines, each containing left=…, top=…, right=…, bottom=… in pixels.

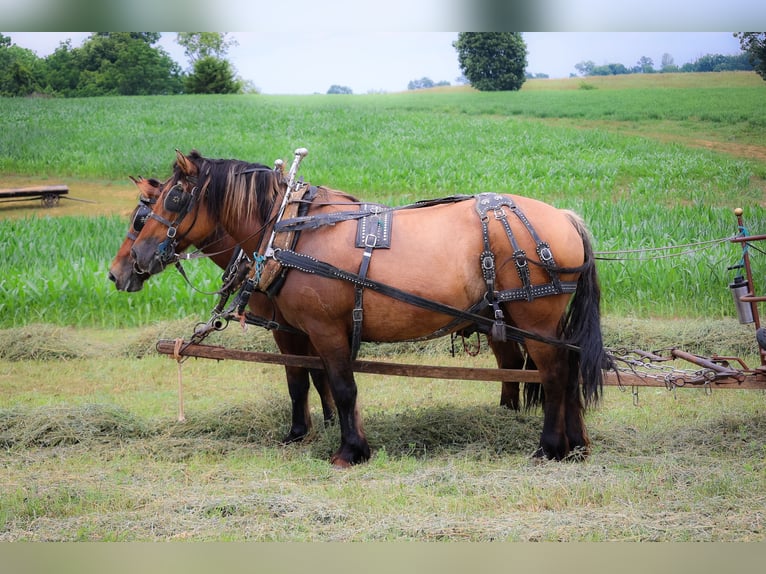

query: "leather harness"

left=235, top=191, right=580, bottom=358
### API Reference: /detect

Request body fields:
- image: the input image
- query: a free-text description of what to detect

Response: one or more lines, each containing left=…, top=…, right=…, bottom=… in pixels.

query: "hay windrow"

left=0, top=324, right=104, bottom=361
left=0, top=404, right=146, bottom=448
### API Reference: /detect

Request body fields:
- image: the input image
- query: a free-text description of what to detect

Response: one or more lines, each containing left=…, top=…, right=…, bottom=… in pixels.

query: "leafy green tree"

left=453, top=33, right=527, bottom=91
left=0, top=34, right=46, bottom=96
left=185, top=56, right=241, bottom=94
left=42, top=33, right=182, bottom=96
left=44, top=40, right=83, bottom=95
left=734, top=32, right=766, bottom=80
left=177, top=32, right=238, bottom=63
left=177, top=33, right=241, bottom=94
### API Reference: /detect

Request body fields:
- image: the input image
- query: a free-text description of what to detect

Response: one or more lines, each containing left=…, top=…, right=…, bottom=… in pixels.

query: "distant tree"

left=660, top=53, right=678, bottom=73
left=78, top=33, right=183, bottom=96
left=40, top=33, right=182, bottom=96
left=185, top=56, right=241, bottom=94
left=453, top=32, right=527, bottom=91
left=0, top=33, right=46, bottom=96
left=178, top=33, right=241, bottom=94
left=574, top=60, right=595, bottom=76
left=327, top=85, right=352, bottom=94
left=407, top=77, right=434, bottom=90
left=636, top=56, right=655, bottom=73
left=694, top=53, right=728, bottom=72
left=591, top=63, right=629, bottom=76
left=176, top=33, right=238, bottom=65
left=734, top=32, right=766, bottom=80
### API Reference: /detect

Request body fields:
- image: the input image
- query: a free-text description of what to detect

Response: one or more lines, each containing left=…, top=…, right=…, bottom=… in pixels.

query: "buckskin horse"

left=130, top=149, right=611, bottom=466
left=108, top=175, right=336, bottom=441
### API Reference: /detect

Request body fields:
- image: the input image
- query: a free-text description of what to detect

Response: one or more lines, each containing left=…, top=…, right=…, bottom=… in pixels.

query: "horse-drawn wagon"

left=0, top=185, right=69, bottom=207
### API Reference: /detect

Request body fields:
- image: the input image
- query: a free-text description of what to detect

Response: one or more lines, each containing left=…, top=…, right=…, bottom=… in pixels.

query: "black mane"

left=179, top=150, right=279, bottom=228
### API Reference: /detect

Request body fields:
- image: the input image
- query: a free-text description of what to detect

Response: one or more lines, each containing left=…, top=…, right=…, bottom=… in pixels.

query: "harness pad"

left=254, top=184, right=317, bottom=294
left=355, top=203, right=393, bottom=249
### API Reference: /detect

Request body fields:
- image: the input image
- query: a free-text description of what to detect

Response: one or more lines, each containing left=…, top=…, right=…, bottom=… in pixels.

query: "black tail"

left=562, top=213, right=613, bottom=407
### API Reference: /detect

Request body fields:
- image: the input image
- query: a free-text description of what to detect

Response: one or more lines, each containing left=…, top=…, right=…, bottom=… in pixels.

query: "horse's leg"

left=488, top=339, right=527, bottom=411
left=281, top=364, right=312, bottom=443
left=310, top=332, right=370, bottom=467
left=272, top=330, right=335, bottom=443
left=563, top=350, right=589, bottom=459
left=309, top=367, right=336, bottom=426
left=525, top=341, right=572, bottom=460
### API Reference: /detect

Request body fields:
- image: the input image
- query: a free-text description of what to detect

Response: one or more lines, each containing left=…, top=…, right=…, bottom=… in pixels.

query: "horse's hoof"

left=330, top=455, right=352, bottom=469
left=281, top=429, right=307, bottom=444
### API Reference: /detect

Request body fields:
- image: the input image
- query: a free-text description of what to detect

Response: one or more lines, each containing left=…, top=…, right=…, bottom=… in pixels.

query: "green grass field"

left=1, top=72, right=765, bottom=326
left=1, top=72, right=765, bottom=541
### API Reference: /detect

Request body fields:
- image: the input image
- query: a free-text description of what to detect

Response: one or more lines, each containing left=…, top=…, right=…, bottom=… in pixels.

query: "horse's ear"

left=175, top=149, right=198, bottom=177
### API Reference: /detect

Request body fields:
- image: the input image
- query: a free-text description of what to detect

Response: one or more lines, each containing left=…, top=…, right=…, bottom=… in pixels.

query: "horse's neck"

left=198, top=227, right=238, bottom=269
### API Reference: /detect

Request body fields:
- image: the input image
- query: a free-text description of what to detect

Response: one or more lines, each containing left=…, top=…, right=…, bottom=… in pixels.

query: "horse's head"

left=108, top=176, right=164, bottom=291
left=130, top=150, right=219, bottom=277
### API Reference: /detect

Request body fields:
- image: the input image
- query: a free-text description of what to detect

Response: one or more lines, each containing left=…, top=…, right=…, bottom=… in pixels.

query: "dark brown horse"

left=108, top=175, right=335, bottom=441
left=131, top=150, right=611, bottom=466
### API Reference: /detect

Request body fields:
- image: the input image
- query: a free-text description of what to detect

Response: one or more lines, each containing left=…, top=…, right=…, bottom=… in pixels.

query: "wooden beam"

left=155, top=340, right=766, bottom=389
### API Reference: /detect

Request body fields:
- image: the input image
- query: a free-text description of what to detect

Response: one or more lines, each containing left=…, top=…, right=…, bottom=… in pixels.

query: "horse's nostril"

left=130, top=247, right=138, bottom=261
left=108, top=271, right=116, bottom=283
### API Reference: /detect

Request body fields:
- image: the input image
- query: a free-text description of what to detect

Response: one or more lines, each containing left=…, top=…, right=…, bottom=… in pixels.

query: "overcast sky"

left=3, top=31, right=746, bottom=94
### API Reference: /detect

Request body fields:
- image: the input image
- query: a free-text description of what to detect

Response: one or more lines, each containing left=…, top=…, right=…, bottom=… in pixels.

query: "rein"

left=274, top=194, right=474, bottom=233
left=273, top=248, right=582, bottom=352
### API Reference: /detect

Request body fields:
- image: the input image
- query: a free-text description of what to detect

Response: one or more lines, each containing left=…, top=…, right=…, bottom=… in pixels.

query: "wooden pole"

left=155, top=340, right=766, bottom=389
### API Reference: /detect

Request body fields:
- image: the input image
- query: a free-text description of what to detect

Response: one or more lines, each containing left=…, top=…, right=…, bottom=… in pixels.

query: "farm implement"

left=0, top=185, right=69, bottom=207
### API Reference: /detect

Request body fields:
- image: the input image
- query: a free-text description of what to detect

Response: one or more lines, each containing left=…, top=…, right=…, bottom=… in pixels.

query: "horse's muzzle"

left=130, top=246, right=166, bottom=277
left=108, top=265, right=148, bottom=292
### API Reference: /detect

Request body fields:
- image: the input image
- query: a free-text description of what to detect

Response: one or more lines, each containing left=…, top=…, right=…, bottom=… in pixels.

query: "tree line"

left=574, top=52, right=754, bottom=77
left=0, top=32, right=244, bottom=97
left=2, top=32, right=764, bottom=97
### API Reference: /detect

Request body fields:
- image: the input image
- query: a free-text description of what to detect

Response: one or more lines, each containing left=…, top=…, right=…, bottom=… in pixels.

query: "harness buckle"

left=539, top=246, right=553, bottom=262
left=352, top=308, right=364, bottom=322
left=166, top=227, right=177, bottom=239
left=364, top=234, right=378, bottom=248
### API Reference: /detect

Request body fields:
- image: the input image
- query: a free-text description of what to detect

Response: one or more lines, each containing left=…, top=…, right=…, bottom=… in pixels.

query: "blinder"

left=164, top=184, right=192, bottom=213
left=132, top=202, right=153, bottom=232
left=149, top=179, right=201, bottom=267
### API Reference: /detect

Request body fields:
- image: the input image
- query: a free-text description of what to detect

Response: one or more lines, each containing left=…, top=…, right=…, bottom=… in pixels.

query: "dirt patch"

left=689, top=138, right=766, bottom=163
